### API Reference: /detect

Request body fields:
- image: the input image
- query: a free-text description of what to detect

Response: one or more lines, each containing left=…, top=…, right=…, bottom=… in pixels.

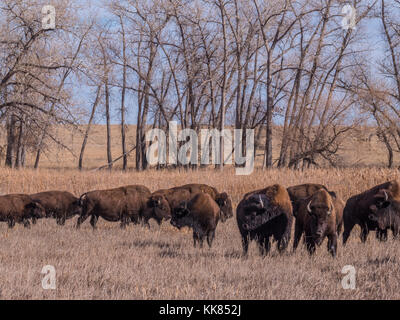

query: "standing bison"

left=343, top=180, right=400, bottom=244
left=76, top=185, right=168, bottom=229
left=236, top=185, right=293, bottom=256
left=293, top=189, right=341, bottom=257
left=176, top=184, right=233, bottom=220
left=171, top=193, right=224, bottom=248
left=0, top=194, right=45, bottom=228
left=30, top=191, right=81, bottom=225
left=150, top=183, right=233, bottom=222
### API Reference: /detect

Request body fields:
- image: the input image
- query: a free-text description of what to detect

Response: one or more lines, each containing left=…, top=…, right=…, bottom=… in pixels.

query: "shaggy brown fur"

left=237, top=184, right=293, bottom=256
left=30, top=191, right=81, bottom=225
left=171, top=193, right=221, bottom=248
left=343, top=180, right=400, bottom=244
left=0, top=194, right=45, bottom=228
left=293, top=189, right=339, bottom=257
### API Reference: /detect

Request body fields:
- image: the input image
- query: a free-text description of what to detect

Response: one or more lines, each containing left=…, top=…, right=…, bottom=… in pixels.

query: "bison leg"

left=376, top=229, right=388, bottom=242
left=141, top=217, right=151, bottom=229
left=57, top=214, right=66, bottom=226
left=337, top=221, right=343, bottom=236
left=7, top=218, right=15, bottom=229
left=31, top=217, right=37, bottom=225
left=293, top=223, right=303, bottom=252
left=342, top=220, right=355, bottom=245
left=241, top=235, right=249, bottom=257
left=23, top=218, right=31, bottom=229
left=199, top=234, right=205, bottom=249
left=392, top=227, right=399, bottom=239
left=360, top=225, right=369, bottom=243
left=327, top=233, right=337, bottom=258
left=193, top=232, right=198, bottom=248
left=120, top=214, right=129, bottom=229
left=257, top=237, right=271, bottom=256
left=305, top=237, right=316, bottom=255
left=76, top=214, right=89, bottom=229
left=90, top=215, right=98, bottom=230
left=206, top=230, right=215, bottom=248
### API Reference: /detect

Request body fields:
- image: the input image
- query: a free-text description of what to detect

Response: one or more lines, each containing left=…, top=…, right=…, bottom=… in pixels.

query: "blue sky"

left=69, top=0, right=386, bottom=125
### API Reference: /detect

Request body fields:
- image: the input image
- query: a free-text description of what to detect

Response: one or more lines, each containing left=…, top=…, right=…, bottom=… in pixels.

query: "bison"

left=343, top=180, right=400, bottom=244
left=149, top=183, right=233, bottom=222
left=76, top=185, right=167, bottom=229
left=236, top=185, right=293, bottom=256
left=293, top=189, right=340, bottom=257
left=171, top=193, right=222, bottom=248
left=287, top=183, right=329, bottom=217
left=30, top=191, right=82, bottom=225
left=0, top=194, right=45, bottom=228
left=368, top=188, right=400, bottom=237
left=176, top=184, right=233, bottom=220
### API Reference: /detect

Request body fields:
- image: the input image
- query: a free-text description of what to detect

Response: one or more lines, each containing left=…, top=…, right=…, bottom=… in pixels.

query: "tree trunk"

left=79, top=85, right=101, bottom=170
left=5, top=114, right=16, bottom=168
left=120, top=16, right=128, bottom=171
left=105, top=82, right=113, bottom=170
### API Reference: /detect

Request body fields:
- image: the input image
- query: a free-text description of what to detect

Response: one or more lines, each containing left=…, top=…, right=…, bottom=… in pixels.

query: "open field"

left=1, top=125, right=398, bottom=169
left=0, top=167, right=399, bottom=299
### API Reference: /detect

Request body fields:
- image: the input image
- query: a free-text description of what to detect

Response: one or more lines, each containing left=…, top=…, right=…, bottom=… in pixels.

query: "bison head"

left=70, top=199, right=83, bottom=217
left=368, top=189, right=400, bottom=230
left=170, top=201, right=192, bottom=229
left=26, top=201, right=46, bottom=219
left=147, top=194, right=171, bottom=221
left=241, top=194, right=282, bottom=231
left=215, top=192, right=233, bottom=222
left=306, top=191, right=334, bottom=245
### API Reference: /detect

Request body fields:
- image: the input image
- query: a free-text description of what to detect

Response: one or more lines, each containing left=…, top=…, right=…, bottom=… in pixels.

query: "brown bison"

left=177, top=184, right=233, bottom=220
left=287, top=183, right=329, bottom=217
left=343, top=180, right=400, bottom=244
left=30, top=191, right=82, bottom=225
left=171, top=193, right=222, bottom=248
left=293, top=189, right=341, bottom=257
left=0, top=194, right=45, bottom=228
left=236, top=185, right=293, bottom=256
left=76, top=185, right=167, bottom=229
left=149, top=183, right=233, bottom=222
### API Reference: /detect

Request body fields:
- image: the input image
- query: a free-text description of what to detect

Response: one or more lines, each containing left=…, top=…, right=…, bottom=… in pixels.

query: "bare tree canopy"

left=0, top=0, right=396, bottom=170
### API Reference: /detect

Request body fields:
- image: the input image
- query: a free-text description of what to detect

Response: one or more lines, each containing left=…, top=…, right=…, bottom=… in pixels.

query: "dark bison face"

left=368, top=189, right=400, bottom=230
left=148, top=195, right=171, bottom=220
left=241, top=194, right=280, bottom=231
left=170, top=201, right=192, bottom=229
left=307, top=200, right=333, bottom=245
left=26, top=201, right=46, bottom=219
left=215, top=192, right=233, bottom=221
left=70, top=200, right=83, bottom=217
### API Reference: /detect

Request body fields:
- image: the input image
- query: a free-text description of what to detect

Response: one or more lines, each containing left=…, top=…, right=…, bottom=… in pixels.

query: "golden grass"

left=1, top=124, right=396, bottom=169
left=0, top=167, right=399, bottom=299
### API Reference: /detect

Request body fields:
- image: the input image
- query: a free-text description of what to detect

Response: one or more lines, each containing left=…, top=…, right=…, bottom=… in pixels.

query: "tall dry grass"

left=0, top=167, right=399, bottom=299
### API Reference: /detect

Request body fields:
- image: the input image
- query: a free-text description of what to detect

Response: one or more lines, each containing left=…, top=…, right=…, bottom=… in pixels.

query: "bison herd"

left=1, top=180, right=399, bottom=257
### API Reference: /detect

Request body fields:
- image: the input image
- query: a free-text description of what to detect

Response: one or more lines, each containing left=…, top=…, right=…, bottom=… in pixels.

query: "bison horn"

left=259, top=195, right=264, bottom=208
left=384, top=190, right=388, bottom=201
left=327, top=205, right=333, bottom=215
left=307, top=201, right=312, bottom=214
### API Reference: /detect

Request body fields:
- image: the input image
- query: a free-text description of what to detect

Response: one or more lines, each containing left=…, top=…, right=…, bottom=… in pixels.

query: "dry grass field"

left=1, top=124, right=397, bottom=169
left=0, top=167, right=399, bottom=299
